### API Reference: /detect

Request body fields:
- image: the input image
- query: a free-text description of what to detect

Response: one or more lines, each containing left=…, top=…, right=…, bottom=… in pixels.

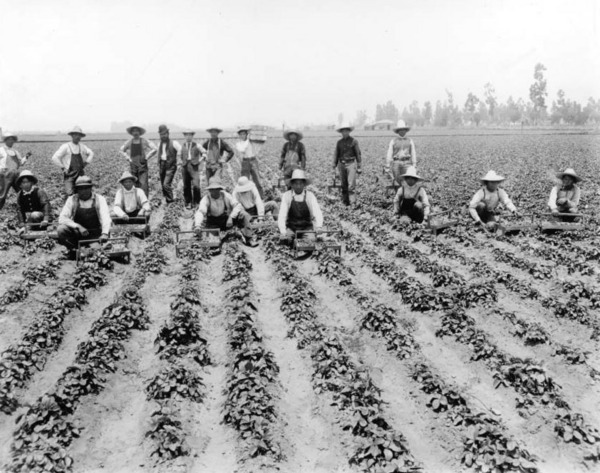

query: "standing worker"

left=385, top=120, right=416, bottom=185
left=180, top=130, right=205, bottom=209
left=333, top=123, right=362, bottom=205
left=119, top=125, right=157, bottom=198
left=548, top=168, right=582, bottom=221
left=235, top=126, right=264, bottom=198
left=51, top=126, right=94, bottom=198
left=0, top=132, right=30, bottom=210
left=279, top=129, right=307, bottom=183
left=156, top=125, right=181, bottom=204
left=469, top=170, right=518, bottom=231
left=202, top=127, right=234, bottom=182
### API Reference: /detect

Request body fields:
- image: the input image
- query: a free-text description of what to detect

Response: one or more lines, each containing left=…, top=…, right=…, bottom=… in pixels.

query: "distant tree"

left=353, top=109, right=368, bottom=128
left=529, top=63, right=548, bottom=124
left=476, top=101, right=488, bottom=126
left=463, top=92, right=480, bottom=125
left=446, top=90, right=462, bottom=126
left=506, top=96, right=522, bottom=123
left=433, top=100, right=448, bottom=127
left=484, top=83, right=497, bottom=121
left=422, top=101, right=433, bottom=125
left=375, top=100, right=399, bottom=122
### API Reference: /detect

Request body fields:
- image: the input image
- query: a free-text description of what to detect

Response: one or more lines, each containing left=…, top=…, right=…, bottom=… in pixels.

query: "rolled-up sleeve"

left=386, top=140, right=394, bottom=170
left=83, top=145, right=94, bottom=164
left=353, top=140, right=362, bottom=165
left=499, top=189, right=516, bottom=212
left=52, top=144, right=68, bottom=169
left=96, top=195, right=111, bottom=234
left=548, top=186, right=558, bottom=210
left=194, top=196, right=209, bottom=228
left=307, top=192, right=323, bottom=229
left=469, top=189, right=484, bottom=209
left=569, top=186, right=580, bottom=208
left=112, top=189, right=126, bottom=217
left=58, top=197, right=76, bottom=228
left=277, top=192, right=291, bottom=235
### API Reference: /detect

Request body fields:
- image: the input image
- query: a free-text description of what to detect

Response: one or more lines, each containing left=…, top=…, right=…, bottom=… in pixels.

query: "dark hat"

left=158, top=124, right=169, bottom=134
left=74, top=176, right=94, bottom=188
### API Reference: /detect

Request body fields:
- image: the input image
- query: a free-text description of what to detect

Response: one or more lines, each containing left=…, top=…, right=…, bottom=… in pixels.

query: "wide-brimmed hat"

left=206, top=127, right=223, bottom=134
left=16, top=170, right=37, bottom=186
left=237, top=126, right=251, bottom=134
left=2, top=132, right=17, bottom=142
left=182, top=129, right=195, bottom=135
left=283, top=129, right=303, bottom=141
left=400, top=166, right=424, bottom=180
left=235, top=176, right=255, bottom=193
left=68, top=126, right=86, bottom=137
left=126, top=125, right=146, bottom=136
left=480, top=170, right=505, bottom=182
left=336, top=123, right=354, bottom=133
left=158, top=124, right=169, bottom=134
left=74, top=176, right=94, bottom=188
left=556, top=168, right=582, bottom=183
left=394, top=119, right=411, bottom=133
left=207, top=178, right=224, bottom=190
left=285, top=169, right=311, bottom=185
left=118, top=171, right=138, bottom=184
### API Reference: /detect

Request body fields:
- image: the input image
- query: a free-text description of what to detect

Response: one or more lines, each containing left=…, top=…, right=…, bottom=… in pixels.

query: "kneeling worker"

left=15, top=170, right=52, bottom=234
left=548, top=168, right=581, bottom=221
left=393, top=167, right=430, bottom=223
left=469, top=170, right=518, bottom=230
left=232, top=176, right=279, bottom=220
left=57, top=176, right=111, bottom=256
left=194, top=178, right=257, bottom=247
left=112, top=171, right=151, bottom=220
left=278, top=169, right=323, bottom=242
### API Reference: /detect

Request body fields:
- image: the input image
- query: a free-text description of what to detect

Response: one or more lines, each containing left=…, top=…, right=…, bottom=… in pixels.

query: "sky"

left=0, top=0, right=598, bottom=132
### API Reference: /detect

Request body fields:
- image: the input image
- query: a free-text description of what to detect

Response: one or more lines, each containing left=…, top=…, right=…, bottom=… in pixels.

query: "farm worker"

left=0, top=132, right=30, bottom=210
left=232, top=176, right=279, bottom=223
left=469, top=170, right=518, bottom=230
left=279, top=129, right=307, bottom=183
left=156, top=125, right=181, bottom=204
left=181, top=130, right=205, bottom=209
left=333, top=123, right=362, bottom=205
left=235, top=126, right=265, bottom=198
left=51, top=126, right=94, bottom=198
left=119, top=125, right=157, bottom=198
left=57, top=176, right=111, bottom=257
left=193, top=178, right=257, bottom=247
left=15, top=170, right=52, bottom=234
left=202, top=127, right=234, bottom=182
left=393, top=167, right=430, bottom=223
left=385, top=120, right=416, bottom=185
left=112, top=171, right=151, bottom=220
left=278, top=169, right=323, bottom=242
left=548, top=168, right=581, bottom=221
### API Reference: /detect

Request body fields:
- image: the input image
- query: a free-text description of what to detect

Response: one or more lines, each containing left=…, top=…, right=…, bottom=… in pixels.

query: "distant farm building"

left=364, top=119, right=394, bottom=130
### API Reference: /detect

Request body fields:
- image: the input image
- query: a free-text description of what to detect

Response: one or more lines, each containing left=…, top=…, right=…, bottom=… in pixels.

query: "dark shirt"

left=333, top=137, right=361, bottom=166
left=202, top=138, right=235, bottom=162
left=279, top=141, right=307, bottom=169
left=16, top=187, right=52, bottom=224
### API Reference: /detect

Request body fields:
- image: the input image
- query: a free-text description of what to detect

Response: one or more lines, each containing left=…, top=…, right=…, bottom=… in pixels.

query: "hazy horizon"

left=1, top=0, right=598, bottom=133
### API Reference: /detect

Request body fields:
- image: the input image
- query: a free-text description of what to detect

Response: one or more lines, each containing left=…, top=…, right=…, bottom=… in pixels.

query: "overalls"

left=129, top=140, right=149, bottom=197
left=57, top=196, right=102, bottom=250
left=282, top=142, right=302, bottom=181
left=205, top=193, right=230, bottom=231
left=206, top=139, right=223, bottom=181
left=64, top=144, right=86, bottom=197
left=476, top=188, right=501, bottom=223
left=0, top=150, right=21, bottom=210
left=286, top=192, right=314, bottom=240
left=397, top=184, right=425, bottom=223
left=391, top=137, right=413, bottom=184
left=555, top=186, right=579, bottom=222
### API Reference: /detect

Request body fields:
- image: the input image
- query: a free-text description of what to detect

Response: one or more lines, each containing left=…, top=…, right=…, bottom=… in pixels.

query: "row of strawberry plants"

left=145, top=259, right=210, bottom=461
left=263, top=236, right=422, bottom=472
left=314, top=250, right=540, bottom=472
left=0, top=258, right=62, bottom=311
left=221, top=244, right=282, bottom=462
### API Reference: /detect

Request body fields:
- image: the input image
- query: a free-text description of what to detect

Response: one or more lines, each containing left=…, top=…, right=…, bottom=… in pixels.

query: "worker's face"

left=122, top=179, right=135, bottom=191
left=485, top=181, right=500, bottom=192
left=209, top=188, right=222, bottom=199
left=76, top=187, right=93, bottom=200
left=159, top=131, right=169, bottom=142
left=291, top=180, right=305, bottom=194
left=4, top=137, right=15, bottom=147
left=131, top=129, right=141, bottom=139
left=71, top=133, right=82, bottom=144
left=238, top=131, right=248, bottom=140
left=288, top=133, right=298, bottom=142
left=210, top=131, right=219, bottom=139
left=19, top=178, right=34, bottom=192
left=562, top=176, right=574, bottom=187
left=341, top=129, right=351, bottom=139
left=184, top=133, right=194, bottom=143
left=397, top=130, right=407, bottom=137
left=405, top=177, right=417, bottom=186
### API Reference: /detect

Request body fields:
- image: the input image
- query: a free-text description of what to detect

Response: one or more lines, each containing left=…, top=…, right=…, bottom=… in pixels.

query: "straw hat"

left=16, top=170, right=38, bottom=186
left=74, top=176, right=94, bottom=188
left=285, top=169, right=311, bottom=185
left=480, top=170, right=505, bottom=182
left=2, top=132, right=17, bottom=142
left=182, top=129, right=196, bottom=135
left=118, top=171, right=138, bottom=184
left=336, top=123, right=354, bottom=133
left=283, top=129, right=303, bottom=141
left=235, top=176, right=255, bottom=193
left=400, top=166, right=425, bottom=180
left=393, top=119, right=410, bottom=133
left=126, top=125, right=146, bottom=136
left=556, top=168, right=581, bottom=183
left=206, top=127, right=223, bottom=134
left=207, top=178, right=225, bottom=190
left=68, top=126, right=86, bottom=137
left=237, top=126, right=252, bottom=134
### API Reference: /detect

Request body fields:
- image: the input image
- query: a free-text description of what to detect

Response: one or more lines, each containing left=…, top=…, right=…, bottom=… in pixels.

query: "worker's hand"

left=556, top=198, right=567, bottom=206
left=226, top=218, right=233, bottom=228
left=121, top=214, right=129, bottom=221
left=17, top=226, right=25, bottom=235
left=40, top=221, right=49, bottom=230
left=76, top=225, right=89, bottom=237
left=25, top=152, right=32, bottom=159
left=98, top=233, right=109, bottom=244
left=551, top=208, right=559, bottom=216
left=194, top=227, right=202, bottom=236
left=357, top=167, right=362, bottom=174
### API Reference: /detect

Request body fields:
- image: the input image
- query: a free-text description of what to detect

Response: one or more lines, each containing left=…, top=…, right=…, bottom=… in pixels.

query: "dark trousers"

left=182, top=163, right=201, bottom=206
left=0, top=169, right=19, bottom=210
left=130, top=158, right=149, bottom=198
left=206, top=163, right=222, bottom=182
left=57, top=225, right=102, bottom=251
left=159, top=161, right=176, bottom=203
left=241, top=158, right=264, bottom=198
left=337, top=161, right=357, bottom=205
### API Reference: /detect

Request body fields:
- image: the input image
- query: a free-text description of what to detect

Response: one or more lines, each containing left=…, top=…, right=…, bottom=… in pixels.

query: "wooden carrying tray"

left=175, top=229, right=220, bottom=256
left=427, top=211, right=459, bottom=236
left=111, top=215, right=150, bottom=238
left=496, top=214, right=537, bottom=236
left=293, top=230, right=342, bottom=258
left=249, top=216, right=275, bottom=230
left=327, top=177, right=343, bottom=193
left=20, top=223, right=58, bottom=241
left=539, top=213, right=585, bottom=232
left=76, top=237, right=130, bottom=265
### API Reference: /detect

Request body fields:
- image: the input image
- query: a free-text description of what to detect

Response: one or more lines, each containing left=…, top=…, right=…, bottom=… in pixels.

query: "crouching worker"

left=278, top=169, right=323, bottom=243
left=15, top=170, right=52, bottom=235
left=393, top=167, right=430, bottom=223
left=233, top=176, right=279, bottom=221
left=549, top=168, right=581, bottom=221
left=112, top=171, right=151, bottom=220
left=469, top=170, right=518, bottom=230
left=193, top=178, right=257, bottom=247
left=57, top=176, right=111, bottom=257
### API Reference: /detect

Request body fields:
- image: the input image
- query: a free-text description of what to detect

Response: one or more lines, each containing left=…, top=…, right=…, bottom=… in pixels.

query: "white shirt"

left=52, top=142, right=94, bottom=170
left=231, top=184, right=264, bottom=218
left=194, top=191, right=238, bottom=228
left=59, top=193, right=111, bottom=235
left=235, top=138, right=255, bottom=158
left=278, top=190, right=323, bottom=235
left=0, top=146, right=26, bottom=169
left=112, top=187, right=151, bottom=217
left=157, top=140, right=182, bottom=160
